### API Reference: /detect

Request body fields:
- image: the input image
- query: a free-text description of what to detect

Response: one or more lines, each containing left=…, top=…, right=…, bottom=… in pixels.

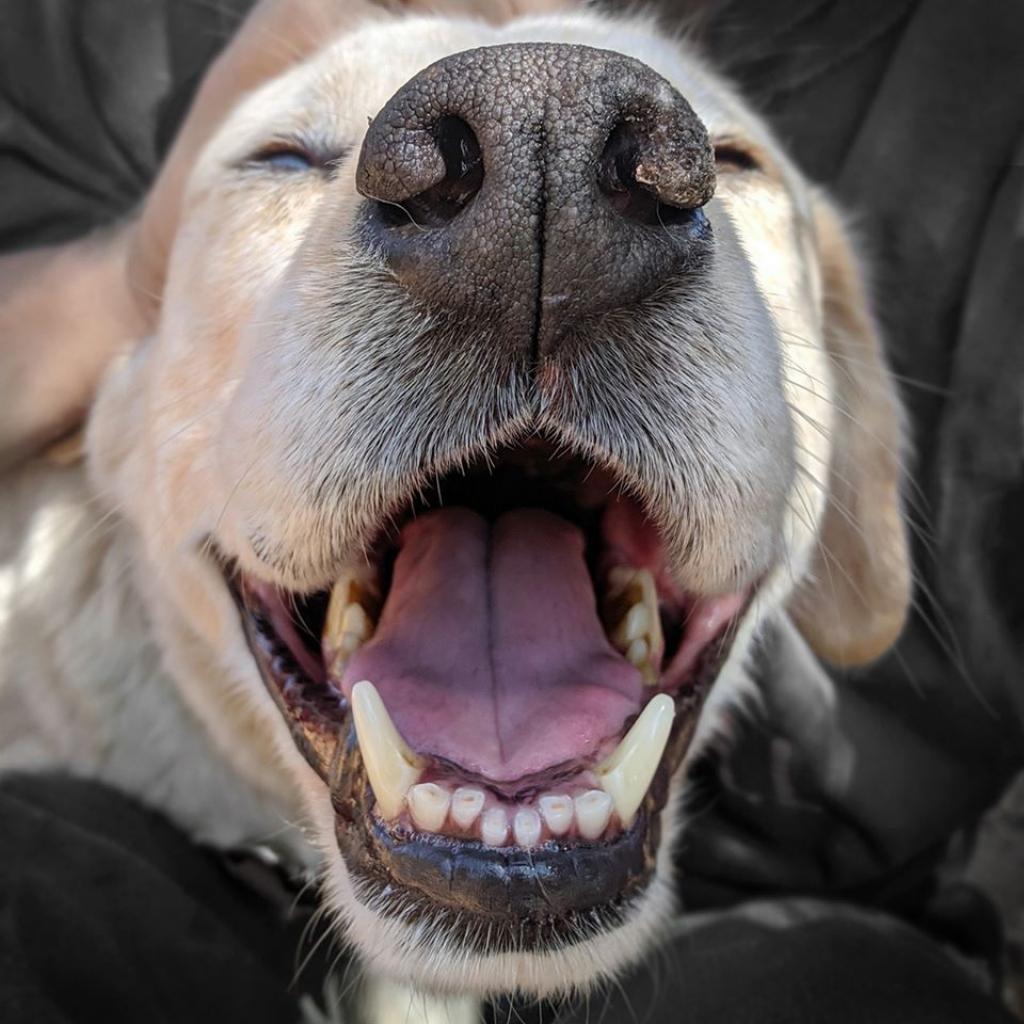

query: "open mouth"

left=228, top=440, right=748, bottom=941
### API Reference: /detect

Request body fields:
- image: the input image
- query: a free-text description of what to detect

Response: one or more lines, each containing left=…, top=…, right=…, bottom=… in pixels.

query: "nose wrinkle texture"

left=357, top=46, right=550, bottom=347
left=356, top=44, right=715, bottom=358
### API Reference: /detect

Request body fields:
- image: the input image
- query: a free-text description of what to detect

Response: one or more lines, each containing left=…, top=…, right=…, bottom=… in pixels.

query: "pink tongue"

left=341, top=508, right=642, bottom=782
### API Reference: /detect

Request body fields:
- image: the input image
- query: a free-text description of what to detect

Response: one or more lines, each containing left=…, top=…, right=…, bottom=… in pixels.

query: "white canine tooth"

left=538, top=795, right=573, bottom=837
left=408, top=783, right=451, bottom=832
left=513, top=808, right=542, bottom=848
left=575, top=790, right=613, bottom=840
left=451, top=787, right=485, bottom=830
left=597, top=693, right=675, bottom=826
left=481, top=807, right=509, bottom=847
left=350, top=680, right=423, bottom=820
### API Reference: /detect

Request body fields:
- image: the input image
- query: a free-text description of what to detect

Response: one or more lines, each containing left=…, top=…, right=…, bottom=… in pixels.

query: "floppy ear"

left=788, top=194, right=911, bottom=666
left=0, top=231, right=142, bottom=469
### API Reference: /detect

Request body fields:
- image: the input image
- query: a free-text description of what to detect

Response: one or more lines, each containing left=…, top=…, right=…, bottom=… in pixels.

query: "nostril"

left=598, top=122, right=704, bottom=230
left=376, top=116, right=484, bottom=230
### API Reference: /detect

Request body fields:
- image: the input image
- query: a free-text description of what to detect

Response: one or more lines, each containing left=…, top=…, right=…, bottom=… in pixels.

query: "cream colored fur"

left=0, top=6, right=909, bottom=1014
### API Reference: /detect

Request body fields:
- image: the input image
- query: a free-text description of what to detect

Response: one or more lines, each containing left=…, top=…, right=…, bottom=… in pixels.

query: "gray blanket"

left=1, top=0, right=1022, bottom=993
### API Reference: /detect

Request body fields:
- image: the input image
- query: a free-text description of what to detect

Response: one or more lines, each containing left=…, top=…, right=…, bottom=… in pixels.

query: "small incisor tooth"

left=538, top=795, right=573, bottom=837
left=481, top=807, right=509, bottom=847
left=513, top=808, right=542, bottom=848
left=408, top=782, right=450, bottom=832
left=575, top=790, right=613, bottom=840
left=451, top=787, right=485, bottom=830
left=597, top=692, right=675, bottom=826
left=350, top=680, right=423, bottom=821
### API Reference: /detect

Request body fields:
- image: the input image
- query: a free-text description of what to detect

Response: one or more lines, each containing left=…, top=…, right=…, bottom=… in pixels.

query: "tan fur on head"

left=132, top=0, right=580, bottom=318
left=0, top=0, right=912, bottom=1006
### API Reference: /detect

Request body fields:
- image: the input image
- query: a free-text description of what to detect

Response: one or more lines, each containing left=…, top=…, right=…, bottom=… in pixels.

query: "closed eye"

left=255, top=147, right=315, bottom=172
left=713, top=140, right=762, bottom=173
left=243, top=140, right=348, bottom=175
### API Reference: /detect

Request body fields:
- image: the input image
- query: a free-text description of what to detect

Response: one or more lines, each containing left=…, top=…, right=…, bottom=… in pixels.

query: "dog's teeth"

left=408, top=782, right=450, bottom=832
left=325, top=573, right=367, bottom=639
left=574, top=790, right=613, bottom=840
left=606, top=566, right=637, bottom=597
left=323, top=573, right=377, bottom=673
left=597, top=693, right=674, bottom=826
left=625, top=637, right=658, bottom=685
left=513, top=808, right=542, bottom=848
left=324, top=579, right=349, bottom=645
left=635, top=569, right=663, bottom=655
left=350, top=680, right=423, bottom=820
left=538, top=794, right=573, bottom=837
left=337, top=632, right=362, bottom=656
left=451, top=787, right=485, bottom=829
left=341, top=602, right=371, bottom=641
left=606, top=569, right=663, bottom=681
left=613, top=603, right=650, bottom=647
left=481, top=807, right=509, bottom=847
left=626, top=636, right=649, bottom=667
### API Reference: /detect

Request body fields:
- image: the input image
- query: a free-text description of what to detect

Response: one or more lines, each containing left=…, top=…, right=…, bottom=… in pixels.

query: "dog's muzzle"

left=225, top=45, right=747, bottom=953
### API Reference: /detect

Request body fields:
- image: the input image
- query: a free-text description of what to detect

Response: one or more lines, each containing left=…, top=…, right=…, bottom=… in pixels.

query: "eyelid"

left=713, top=140, right=763, bottom=173
left=241, top=138, right=349, bottom=172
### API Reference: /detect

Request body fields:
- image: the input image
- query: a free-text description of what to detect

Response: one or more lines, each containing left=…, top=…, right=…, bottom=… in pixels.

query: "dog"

left=0, top=0, right=910, bottom=1016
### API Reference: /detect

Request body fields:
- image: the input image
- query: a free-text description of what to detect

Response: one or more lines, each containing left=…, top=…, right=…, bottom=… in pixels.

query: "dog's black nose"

left=356, top=43, right=715, bottom=354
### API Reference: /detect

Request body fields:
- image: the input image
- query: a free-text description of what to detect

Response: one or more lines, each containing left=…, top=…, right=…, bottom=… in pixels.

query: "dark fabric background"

left=667, top=0, right=1024, bottom=913
left=0, top=776, right=327, bottom=1024
left=0, top=0, right=1022, bottom=1015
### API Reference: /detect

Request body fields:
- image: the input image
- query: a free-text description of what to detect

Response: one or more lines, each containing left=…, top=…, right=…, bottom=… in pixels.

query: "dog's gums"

left=230, top=444, right=747, bottom=929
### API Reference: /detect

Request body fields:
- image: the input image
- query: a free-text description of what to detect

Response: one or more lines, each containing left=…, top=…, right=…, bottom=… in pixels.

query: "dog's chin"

left=311, top=768, right=686, bottom=998
left=216, top=439, right=754, bottom=992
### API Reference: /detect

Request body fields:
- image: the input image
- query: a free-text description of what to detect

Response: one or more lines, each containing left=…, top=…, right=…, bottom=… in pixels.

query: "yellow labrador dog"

left=0, top=0, right=910, bottom=1015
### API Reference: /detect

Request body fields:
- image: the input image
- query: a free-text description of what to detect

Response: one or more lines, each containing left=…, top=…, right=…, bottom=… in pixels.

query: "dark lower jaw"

left=329, top=713, right=705, bottom=953
left=234, top=576, right=730, bottom=951
left=330, top=720, right=662, bottom=951
left=330, top=709, right=699, bottom=951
